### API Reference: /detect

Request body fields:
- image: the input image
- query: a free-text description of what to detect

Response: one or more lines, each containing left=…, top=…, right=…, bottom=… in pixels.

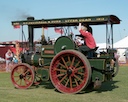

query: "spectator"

left=124, top=49, right=128, bottom=63
left=5, top=49, right=13, bottom=72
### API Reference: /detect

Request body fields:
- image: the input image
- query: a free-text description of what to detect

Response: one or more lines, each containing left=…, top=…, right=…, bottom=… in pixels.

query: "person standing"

left=5, top=49, right=13, bottom=72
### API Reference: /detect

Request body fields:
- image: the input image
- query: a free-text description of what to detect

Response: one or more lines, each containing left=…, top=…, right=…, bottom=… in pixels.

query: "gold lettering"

left=22, top=21, right=48, bottom=25
left=65, top=19, right=78, bottom=23
left=48, top=21, right=51, bottom=23
left=79, top=18, right=91, bottom=22
left=13, top=17, right=106, bottom=26
left=13, top=23, right=20, bottom=25
left=51, top=20, right=61, bottom=23
left=96, top=18, right=104, bottom=21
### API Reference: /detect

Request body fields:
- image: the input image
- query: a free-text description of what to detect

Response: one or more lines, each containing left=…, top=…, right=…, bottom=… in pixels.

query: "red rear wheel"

left=50, top=50, right=92, bottom=94
left=11, top=63, right=35, bottom=89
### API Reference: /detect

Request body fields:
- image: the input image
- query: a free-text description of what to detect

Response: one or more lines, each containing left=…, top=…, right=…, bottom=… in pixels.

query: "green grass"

left=0, top=66, right=128, bottom=102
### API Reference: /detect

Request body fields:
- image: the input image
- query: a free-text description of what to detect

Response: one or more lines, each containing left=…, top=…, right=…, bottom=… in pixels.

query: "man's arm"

left=78, top=23, right=82, bottom=31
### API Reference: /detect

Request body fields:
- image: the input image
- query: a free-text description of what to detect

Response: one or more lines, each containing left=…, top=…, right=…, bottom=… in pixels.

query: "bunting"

left=54, top=27, right=63, bottom=34
left=13, top=25, right=20, bottom=29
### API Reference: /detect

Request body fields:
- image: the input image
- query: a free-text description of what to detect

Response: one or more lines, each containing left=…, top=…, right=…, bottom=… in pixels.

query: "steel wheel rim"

left=11, top=63, right=35, bottom=89
left=112, top=60, right=119, bottom=77
left=50, top=50, right=91, bottom=94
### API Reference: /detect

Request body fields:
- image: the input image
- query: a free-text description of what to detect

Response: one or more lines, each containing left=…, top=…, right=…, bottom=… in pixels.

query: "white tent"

left=113, top=36, right=128, bottom=64
left=96, top=43, right=106, bottom=49
left=114, top=36, right=128, bottom=48
left=96, top=43, right=107, bottom=53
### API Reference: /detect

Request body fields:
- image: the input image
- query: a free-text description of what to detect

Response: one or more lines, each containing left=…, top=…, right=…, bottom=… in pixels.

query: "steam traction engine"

left=11, top=15, right=120, bottom=94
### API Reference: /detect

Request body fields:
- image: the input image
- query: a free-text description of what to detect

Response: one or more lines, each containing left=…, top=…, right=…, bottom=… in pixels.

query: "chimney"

left=27, top=17, right=34, bottom=51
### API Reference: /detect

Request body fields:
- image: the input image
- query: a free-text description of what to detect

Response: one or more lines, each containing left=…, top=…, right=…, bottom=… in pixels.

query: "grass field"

left=0, top=66, right=128, bottom=102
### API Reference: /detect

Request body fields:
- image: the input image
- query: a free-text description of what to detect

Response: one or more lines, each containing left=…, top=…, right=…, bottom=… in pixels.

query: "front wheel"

left=11, top=63, right=35, bottom=89
left=50, top=50, right=92, bottom=94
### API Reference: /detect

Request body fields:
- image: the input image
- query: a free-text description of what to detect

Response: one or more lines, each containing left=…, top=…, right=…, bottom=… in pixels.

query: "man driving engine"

left=78, top=23, right=96, bottom=53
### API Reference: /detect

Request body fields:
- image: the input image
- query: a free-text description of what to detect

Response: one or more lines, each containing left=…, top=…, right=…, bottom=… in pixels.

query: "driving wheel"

left=50, top=50, right=92, bottom=94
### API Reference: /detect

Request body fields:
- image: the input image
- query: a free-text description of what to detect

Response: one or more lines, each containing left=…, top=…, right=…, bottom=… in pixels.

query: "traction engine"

left=11, top=15, right=120, bottom=94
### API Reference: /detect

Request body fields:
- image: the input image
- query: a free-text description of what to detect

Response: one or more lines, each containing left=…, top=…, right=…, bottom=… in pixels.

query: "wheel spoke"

left=24, top=77, right=31, bottom=85
left=75, top=61, right=80, bottom=67
left=68, top=56, right=71, bottom=63
left=76, top=66, right=85, bottom=71
left=20, top=66, right=26, bottom=74
left=16, top=67, right=22, bottom=74
left=61, top=57, right=68, bottom=69
left=65, top=79, right=69, bottom=87
left=55, top=68, right=67, bottom=72
left=27, top=74, right=33, bottom=80
left=57, top=73, right=65, bottom=77
left=77, top=72, right=85, bottom=75
left=75, top=79, right=79, bottom=86
left=69, top=76, right=73, bottom=88
left=60, top=74, right=67, bottom=83
left=20, top=79, right=22, bottom=85
left=24, top=69, right=30, bottom=75
left=74, top=74, right=83, bottom=82
left=15, top=69, right=20, bottom=74
left=15, top=78, right=21, bottom=83
left=58, top=62, right=67, bottom=69
left=70, top=56, right=75, bottom=67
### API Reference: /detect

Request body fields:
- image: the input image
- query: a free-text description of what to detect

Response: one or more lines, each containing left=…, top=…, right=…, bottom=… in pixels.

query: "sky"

left=0, top=0, right=128, bottom=43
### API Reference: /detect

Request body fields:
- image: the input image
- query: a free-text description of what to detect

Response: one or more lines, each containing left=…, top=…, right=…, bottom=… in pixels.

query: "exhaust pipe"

left=27, top=17, right=34, bottom=52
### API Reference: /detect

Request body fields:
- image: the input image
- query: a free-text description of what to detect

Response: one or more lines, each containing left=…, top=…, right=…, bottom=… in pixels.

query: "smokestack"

left=27, top=17, right=34, bottom=52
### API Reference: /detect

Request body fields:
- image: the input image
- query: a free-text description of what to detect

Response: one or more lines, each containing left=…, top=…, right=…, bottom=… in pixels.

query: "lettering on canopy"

left=12, top=17, right=106, bottom=26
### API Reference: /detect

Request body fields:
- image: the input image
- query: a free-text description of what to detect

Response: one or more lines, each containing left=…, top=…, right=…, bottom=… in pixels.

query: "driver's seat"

left=87, top=47, right=99, bottom=58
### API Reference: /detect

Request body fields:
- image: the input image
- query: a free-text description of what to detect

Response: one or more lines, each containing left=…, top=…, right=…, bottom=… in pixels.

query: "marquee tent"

left=96, top=43, right=106, bottom=49
left=113, top=36, right=128, bottom=64
left=114, top=36, right=128, bottom=48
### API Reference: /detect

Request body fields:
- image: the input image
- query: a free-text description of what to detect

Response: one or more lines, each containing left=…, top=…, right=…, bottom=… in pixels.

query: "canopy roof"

left=12, top=15, right=120, bottom=28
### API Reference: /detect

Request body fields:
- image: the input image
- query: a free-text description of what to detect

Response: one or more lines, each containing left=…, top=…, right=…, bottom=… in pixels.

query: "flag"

left=54, top=27, right=63, bottom=34
left=13, top=25, right=20, bottom=29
